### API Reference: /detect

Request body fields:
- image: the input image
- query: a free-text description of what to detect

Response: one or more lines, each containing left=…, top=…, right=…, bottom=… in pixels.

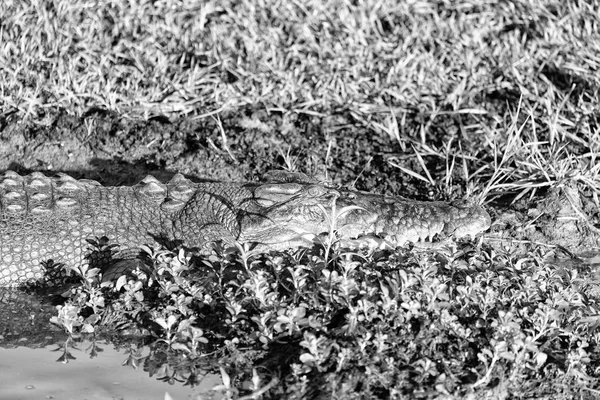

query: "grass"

left=2, top=0, right=600, bottom=399
left=3, top=1, right=598, bottom=122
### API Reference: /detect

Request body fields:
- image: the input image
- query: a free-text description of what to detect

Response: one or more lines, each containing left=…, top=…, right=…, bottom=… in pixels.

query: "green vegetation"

left=2, top=0, right=600, bottom=398
left=45, top=235, right=600, bottom=399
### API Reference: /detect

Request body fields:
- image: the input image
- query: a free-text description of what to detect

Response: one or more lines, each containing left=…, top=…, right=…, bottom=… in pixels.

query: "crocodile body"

left=0, top=170, right=491, bottom=286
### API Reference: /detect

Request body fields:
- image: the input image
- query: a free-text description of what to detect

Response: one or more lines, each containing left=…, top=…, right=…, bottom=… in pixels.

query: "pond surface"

left=0, top=288, right=222, bottom=400
left=0, top=340, right=221, bottom=400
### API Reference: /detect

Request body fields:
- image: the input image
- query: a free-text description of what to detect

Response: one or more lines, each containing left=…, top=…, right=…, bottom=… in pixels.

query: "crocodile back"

left=0, top=172, right=169, bottom=285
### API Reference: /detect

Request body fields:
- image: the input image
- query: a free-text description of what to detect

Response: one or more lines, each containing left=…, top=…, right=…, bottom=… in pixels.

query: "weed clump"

left=49, top=238, right=600, bottom=399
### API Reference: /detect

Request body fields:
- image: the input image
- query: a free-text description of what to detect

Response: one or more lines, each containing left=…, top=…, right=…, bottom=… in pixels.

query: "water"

left=0, top=289, right=222, bottom=400
left=0, top=340, right=222, bottom=400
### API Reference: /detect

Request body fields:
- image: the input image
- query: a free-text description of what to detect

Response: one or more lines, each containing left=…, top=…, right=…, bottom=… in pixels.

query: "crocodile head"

left=237, top=182, right=340, bottom=250
left=236, top=181, right=491, bottom=251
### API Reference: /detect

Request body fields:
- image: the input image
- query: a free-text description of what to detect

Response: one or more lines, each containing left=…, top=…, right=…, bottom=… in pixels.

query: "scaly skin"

left=0, top=171, right=490, bottom=286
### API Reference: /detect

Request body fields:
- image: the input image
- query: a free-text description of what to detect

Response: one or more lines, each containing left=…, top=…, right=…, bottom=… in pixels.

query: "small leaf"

left=251, top=368, right=261, bottom=390
left=155, top=318, right=168, bottom=330
left=299, top=353, right=316, bottom=364
left=167, top=315, right=178, bottom=328
left=535, top=352, right=548, bottom=367
left=171, top=342, right=191, bottom=352
left=115, top=275, right=128, bottom=291
left=219, top=366, right=231, bottom=388
left=140, top=244, right=154, bottom=257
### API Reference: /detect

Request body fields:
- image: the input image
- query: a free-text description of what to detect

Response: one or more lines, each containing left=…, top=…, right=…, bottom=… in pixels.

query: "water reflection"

left=0, top=289, right=222, bottom=400
left=1, top=339, right=221, bottom=400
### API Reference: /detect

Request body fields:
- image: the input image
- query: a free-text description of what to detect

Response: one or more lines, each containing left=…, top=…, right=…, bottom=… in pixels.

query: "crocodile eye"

left=308, top=186, right=321, bottom=196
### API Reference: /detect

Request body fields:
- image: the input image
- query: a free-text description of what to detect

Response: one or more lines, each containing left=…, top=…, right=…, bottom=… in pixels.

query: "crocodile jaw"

left=238, top=196, right=491, bottom=250
left=331, top=193, right=491, bottom=246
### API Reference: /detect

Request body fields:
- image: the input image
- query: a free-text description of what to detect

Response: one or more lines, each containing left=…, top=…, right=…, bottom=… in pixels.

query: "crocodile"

left=0, top=170, right=491, bottom=286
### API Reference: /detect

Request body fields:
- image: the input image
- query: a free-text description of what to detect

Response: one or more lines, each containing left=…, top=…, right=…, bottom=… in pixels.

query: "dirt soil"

left=1, top=109, right=600, bottom=254
left=0, top=108, right=417, bottom=194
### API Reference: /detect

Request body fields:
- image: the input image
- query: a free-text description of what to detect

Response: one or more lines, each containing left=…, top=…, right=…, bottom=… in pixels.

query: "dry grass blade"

left=388, top=160, right=434, bottom=186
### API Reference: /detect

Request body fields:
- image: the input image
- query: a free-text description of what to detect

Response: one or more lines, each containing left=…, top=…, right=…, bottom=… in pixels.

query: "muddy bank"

left=2, top=109, right=599, bottom=254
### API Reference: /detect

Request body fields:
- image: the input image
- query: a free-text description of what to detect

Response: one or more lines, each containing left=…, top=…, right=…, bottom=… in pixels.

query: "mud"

left=1, top=108, right=599, bottom=253
left=0, top=108, right=409, bottom=191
